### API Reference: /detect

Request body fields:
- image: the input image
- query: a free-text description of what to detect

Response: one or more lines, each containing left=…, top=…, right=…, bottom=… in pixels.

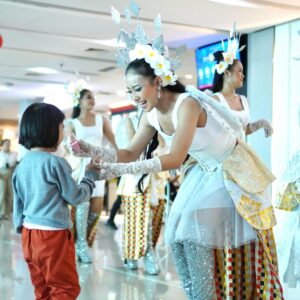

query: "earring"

left=157, top=84, right=161, bottom=99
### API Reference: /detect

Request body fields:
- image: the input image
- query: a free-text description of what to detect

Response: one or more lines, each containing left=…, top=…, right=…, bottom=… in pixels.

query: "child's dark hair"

left=19, top=103, right=65, bottom=150
left=212, top=50, right=239, bottom=93
left=71, top=89, right=91, bottom=119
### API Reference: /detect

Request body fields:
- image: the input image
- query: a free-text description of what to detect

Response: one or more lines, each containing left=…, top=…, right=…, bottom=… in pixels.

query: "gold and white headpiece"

left=66, top=79, right=90, bottom=106
left=111, top=0, right=185, bottom=87
left=209, top=23, right=245, bottom=74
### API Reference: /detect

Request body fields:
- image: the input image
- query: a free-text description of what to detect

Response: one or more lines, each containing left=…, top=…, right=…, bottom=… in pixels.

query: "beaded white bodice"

left=71, top=114, right=103, bottom=147
left=147, top=92, right=237, bottom=172
left=214, top=92, right=250, bottom=130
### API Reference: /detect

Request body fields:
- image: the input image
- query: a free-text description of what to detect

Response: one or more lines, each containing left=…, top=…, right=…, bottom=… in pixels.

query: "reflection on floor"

left=0, top=215, right=186, bottom=300
left=0, top=216, right=299, bottom=300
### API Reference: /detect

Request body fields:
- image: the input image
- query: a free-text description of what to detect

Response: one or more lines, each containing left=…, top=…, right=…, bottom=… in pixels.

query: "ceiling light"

left=0, top=84, right=10, bottom=91
left=93, top=38, right=126, bottom=48
left=116, top=90, right=126, bottom=97
left=27, top=67, right=59, bottom=74
left=184, top=74, right=194, bottom=80
left=209, top=0, right=259, bottom=9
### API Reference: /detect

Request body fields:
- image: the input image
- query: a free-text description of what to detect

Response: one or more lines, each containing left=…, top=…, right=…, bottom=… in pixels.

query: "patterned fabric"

left=122, top=191, right=165, bottom=260
left=151, top=199, right=165, bottom=247
left=213, top=229, right=284, bottom=299
left=122, top=191, right=150, bottom=260
left=70, top=206, right=101, bottom=247
left=276, top=182, right=300, bottom=211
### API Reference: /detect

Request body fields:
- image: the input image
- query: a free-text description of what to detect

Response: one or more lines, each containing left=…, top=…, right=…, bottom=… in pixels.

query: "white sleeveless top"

left=146, top=93, right=236, bottom=170
left=214, top=92, right=250, bottom=130
left=71, top=114, right=103, bottom=147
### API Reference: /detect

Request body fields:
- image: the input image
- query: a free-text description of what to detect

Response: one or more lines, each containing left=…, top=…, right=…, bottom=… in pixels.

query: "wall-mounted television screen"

left=195, top=40, right=241, bottom=90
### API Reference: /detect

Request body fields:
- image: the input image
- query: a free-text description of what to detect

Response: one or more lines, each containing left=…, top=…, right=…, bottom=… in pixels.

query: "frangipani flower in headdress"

left=66, top=79, right=90, bottom=106
left=209, top=22, right=245, bottom=75
left=216, top=61, right=229, bottom=75
left=111, top=1, right=185, bottom=87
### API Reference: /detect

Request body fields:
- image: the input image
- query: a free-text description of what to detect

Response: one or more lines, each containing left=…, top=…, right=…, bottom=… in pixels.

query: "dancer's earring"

left=157, top=84, right=161, bottom=99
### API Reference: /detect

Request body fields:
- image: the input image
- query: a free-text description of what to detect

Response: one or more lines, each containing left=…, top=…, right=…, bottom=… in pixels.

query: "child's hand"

left=69, top=134, right=81, bottom=153
left=67, top=135, right=90, bottom=157
left=86, top=157, right=101, bottom=172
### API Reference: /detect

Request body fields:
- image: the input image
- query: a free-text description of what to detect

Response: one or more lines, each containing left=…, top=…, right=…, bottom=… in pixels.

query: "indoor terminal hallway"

left=0, top=216, right=299, bottom=300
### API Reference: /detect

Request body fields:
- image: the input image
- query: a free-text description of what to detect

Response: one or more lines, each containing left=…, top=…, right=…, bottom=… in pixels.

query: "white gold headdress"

left=209, top=23, right=245, bottom=74
left=111, top=0, right=185, bottom=87
left=66, top=79, right=90, bottom=106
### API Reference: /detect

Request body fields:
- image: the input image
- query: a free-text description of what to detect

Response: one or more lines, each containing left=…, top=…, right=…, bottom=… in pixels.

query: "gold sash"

left=222, top=139, right=275, bottom=194
left=223, top=140, right=276, bottom=230
left=181, top=140, right=277, bottom=230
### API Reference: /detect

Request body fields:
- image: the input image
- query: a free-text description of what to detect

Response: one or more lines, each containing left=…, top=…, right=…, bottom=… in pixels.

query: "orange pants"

left=22, top=228, right=80, bottom=300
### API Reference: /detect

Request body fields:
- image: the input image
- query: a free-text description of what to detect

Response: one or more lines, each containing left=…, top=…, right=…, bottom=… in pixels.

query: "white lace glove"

left=69, top=137, right=117, bottom=163
left=248, top=119, right=273, bottom=137
left=95, top=156, right=162, bottom=180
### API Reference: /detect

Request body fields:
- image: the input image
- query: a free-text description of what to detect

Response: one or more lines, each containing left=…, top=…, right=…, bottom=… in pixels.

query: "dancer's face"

left=225, top=61, right=244, bottom=89
left=80, top=91, right=95, bottom=111
left=125, top=72, right=159, bottom=112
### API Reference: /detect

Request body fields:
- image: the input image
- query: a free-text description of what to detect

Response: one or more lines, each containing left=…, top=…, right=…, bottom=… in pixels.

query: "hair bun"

left=213, top=51, right=224, bottom=63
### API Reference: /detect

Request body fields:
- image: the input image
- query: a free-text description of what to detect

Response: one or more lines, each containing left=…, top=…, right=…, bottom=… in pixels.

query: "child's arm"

left=12, top=173, right=24, bottom=234
left=52, top=157, right=99, bottom=206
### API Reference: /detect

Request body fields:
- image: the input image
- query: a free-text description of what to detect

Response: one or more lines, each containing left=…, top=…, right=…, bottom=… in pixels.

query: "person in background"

left=115, top=115, right=164, bottom=275
left=0, top=139, right=17, bottom=220
left=211, top=50, right=273, bottom=139
left=65, top=88, right=116, bottom=263
left=13, top=103, right=99, bottom=299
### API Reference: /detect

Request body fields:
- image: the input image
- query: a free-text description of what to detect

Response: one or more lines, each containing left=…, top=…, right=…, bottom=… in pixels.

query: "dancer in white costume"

left=65, top=88, right=116, bottom=263
left=211, top=48, right=273, bottom=138
left=69, top=3, right=284, bottom=299
left=276, top=151, right=300, bottom=288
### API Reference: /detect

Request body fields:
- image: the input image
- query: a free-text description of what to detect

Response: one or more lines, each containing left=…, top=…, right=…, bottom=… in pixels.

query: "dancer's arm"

left=98, top=97, right=203, bottom=178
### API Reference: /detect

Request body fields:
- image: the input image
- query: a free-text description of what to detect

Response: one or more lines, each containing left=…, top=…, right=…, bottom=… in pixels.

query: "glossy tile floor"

left=0, top=216, right=299, bottom=300
left=0, top=215, right=186, bottom=300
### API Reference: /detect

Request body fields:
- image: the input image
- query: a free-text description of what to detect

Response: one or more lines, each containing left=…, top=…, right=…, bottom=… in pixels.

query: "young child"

left=13, top=103, right=99, bottom=300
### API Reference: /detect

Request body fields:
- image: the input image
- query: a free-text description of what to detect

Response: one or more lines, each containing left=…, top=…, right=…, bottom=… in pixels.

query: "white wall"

left=247, top=20, right=300, bottom=195
left=247, top=28, right=274, bottom=169
left=272, top=19, right=300, bottom=180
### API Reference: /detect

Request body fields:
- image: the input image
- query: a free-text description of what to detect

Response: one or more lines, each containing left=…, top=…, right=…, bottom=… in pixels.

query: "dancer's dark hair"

left=212, top=50, right=239, bottom=93
left=71, top=89, right=91, bottom=119
left=126, top=59, right=186, bottom=193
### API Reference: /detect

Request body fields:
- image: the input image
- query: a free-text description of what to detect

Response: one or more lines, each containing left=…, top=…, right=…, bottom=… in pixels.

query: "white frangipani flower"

left=216, top=61, right=229, bottom=74
left=161, top=72, right=178, bottom=87
left=222, top=51, right=235, bottom=65
left=154, top=57, right=170, bottom=76
left=129, top=43, right=147, bottom=61
left=145, top=45, right=160, bottom=66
